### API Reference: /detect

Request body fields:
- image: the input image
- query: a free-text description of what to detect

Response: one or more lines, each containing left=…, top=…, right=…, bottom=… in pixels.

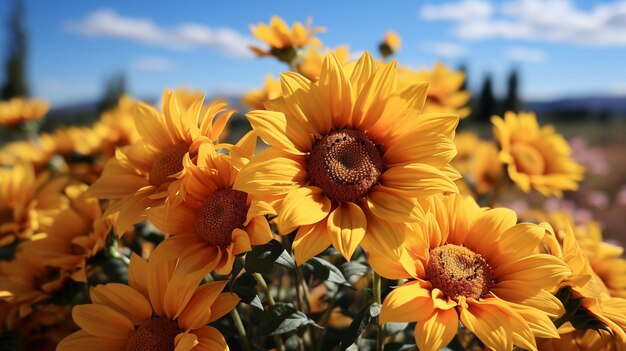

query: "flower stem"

left=373, top=271, right=384, bottom=351
left=253, top=273, right=285, bottom=351
left=230, top=308, right=251, bottom=351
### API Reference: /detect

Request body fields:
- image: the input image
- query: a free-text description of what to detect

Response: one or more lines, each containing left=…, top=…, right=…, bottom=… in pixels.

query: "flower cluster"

left=0, top=15, right=623, bottom=351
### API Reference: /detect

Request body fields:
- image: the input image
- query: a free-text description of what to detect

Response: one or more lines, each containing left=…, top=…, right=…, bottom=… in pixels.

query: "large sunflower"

left=57, top=255, right=240, bottom=350
left=375, top=194, right=570, bottom=351
left=0, top=162, right=68, bottom=247
left=87, top=90, right=234, bottom=235
left=492, top=111, right=584, bottom=197
left=249, top=16, right=325, bottom=61
left=148, top=133, right=274, bottom=275
left=0, top=97, right=49, bottom=127
left=398, top=62, right=470, bottom=119
left=234, top=52, right=460, bottom=265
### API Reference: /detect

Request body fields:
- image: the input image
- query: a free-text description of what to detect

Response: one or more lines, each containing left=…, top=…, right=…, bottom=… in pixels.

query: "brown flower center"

left=307, top=129, right=383, bottom=202
left=127, top=317, right=180, bottom=351
left=194, top=188, right=248, bottom=247
left=149, top=143, right=188, bottom=187
left=510, top=143, right=545, bottom=176
left=425, top=244, right=494, bottom=300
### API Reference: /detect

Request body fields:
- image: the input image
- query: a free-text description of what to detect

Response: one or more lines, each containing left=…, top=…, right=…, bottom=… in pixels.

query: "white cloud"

left=505, top=46, right=547, bottom=63
left=420, top=0, right=626, bottom=47
left=65, top=9, right=256, bottom=58
left=421, top=0, right=493, bottom=21
left=423, top=42, right=467, bottom=58
left=132, top=56, right=172, bottom=72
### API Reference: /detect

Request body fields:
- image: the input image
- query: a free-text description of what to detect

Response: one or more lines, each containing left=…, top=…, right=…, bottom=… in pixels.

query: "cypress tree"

left=1, top=0, right=29, bottom=99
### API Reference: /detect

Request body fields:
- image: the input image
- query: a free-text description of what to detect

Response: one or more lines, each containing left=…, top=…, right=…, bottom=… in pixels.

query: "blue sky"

left=1, top=0, right=626, bottom=106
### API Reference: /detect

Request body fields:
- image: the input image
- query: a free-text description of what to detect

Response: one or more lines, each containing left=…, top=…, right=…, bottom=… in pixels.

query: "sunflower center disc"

left=127, top=317, right=180, bottom=351
left=510, top=143, right=545, bottom=176
left=194, top=188, right=248, bottom=247
left=308, top=129, right=383, bottom=202
left=425, top=244, right=494, bottom=300
left=149, top=142, right=189, bottom=187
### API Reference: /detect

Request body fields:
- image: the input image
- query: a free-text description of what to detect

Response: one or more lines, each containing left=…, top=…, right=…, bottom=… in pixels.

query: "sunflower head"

left=492, top=111, right=585, bottom=197
left=375, top=194, right=570, bottom=351
left=57, top=255, right=240, bottom=351
left=88, top=89, right=236, bottom=235
left=149, top=133, right=274, bottom=275
left=398, top=62, right=471, bottom=119
left=379, top=30, right=401, bottom=58
left=235, top=51, right=460, bottom=264
left=249, top=16, right=325, bottom=63
left=0, top=97, right=49, bottom=127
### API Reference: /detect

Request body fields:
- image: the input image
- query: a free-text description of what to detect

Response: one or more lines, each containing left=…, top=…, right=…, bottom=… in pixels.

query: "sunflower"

left=540, top=221, right=626, bottom=349
left=57, top=254, right=240, bottom=351
left=492, top=111, right=584, bottom=197
left=398, top=62, right=470, bottom=119
left=242, top=75, right=283, bottom=110
left=18, top=183, right=110, bottom=282
left=234, top=52, right=460, bottom=265
left=87, top=90, right=235, bottom=235
left=470, top=141, right=504, bottom=195
left=379, top=31, right=401, bottom=59
left=0, top=162, right=68, bottom=247
left=148, top=133, right=274, bottom=275
left=375, top=194, right=570, bottom=351
left=297, top=45, right=352, bottom=81
left=249, top=16, right=325, bottom=63
left=452, top=131, right=479, bottom=175
left=0, top=97, right=49, bottom=127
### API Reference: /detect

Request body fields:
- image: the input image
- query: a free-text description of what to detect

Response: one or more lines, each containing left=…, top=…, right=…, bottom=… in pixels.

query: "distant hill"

left=524, top=95, right=626, bottom=120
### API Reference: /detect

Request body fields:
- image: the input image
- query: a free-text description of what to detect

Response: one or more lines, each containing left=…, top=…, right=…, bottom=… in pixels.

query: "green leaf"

left=305, top=257, right=351, bottom=287
left=340, top=261, right=369, bottom=281
left=258, top=302, right=317, bottom=336
left=340, top=304, right=380, bottom=351
left=245, top=239, right=294, bottom=274
left=554, top=286, right=611, bottom=333
left=231, top=273, right=263, bottom=311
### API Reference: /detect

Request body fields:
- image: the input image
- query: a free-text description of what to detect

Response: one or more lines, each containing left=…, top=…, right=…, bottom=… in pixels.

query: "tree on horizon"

left=1, top=0, right=29, bottom=99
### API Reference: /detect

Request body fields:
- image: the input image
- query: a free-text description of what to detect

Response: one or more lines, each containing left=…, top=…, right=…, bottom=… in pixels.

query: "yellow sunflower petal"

left=246, top=110, right=311, bottom=154
left=381, top=163, right=458, bottom=196
left=293, top=220, right=332, bottom=266
left=275, top=186, right=331, bottom=234
left=128, top=253, right=149, bottom=298
left=89, top=283, right=152, bottom=325
left=174, top=332, right=199, bottom=351
left=246, top=216, right=274, bottom=246
left=459, top=300, right=511, bottom=351
left=57, top=330, right=128, bottom=351
left=207, top=293, right=241, bottom=323
left=367, top=185, right=424, bottom=223
left=72, top=304, right=135, bottom=339
left=318, top=52, right=353, bottom=127
left=192, top=326, right=229, bottom=351
left=327, top=202, right=366, bottom=261
left=379, top=280, right=434, bottom=323
left=179, top=281, right=228, bottom=331
left=414, top=308, right=458, bottom=351
left=233, top=148, right=307, bottom=196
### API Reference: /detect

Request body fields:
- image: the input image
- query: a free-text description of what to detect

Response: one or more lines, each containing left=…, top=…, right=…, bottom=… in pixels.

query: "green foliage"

left=97, top=72, right=126, bottom=113
left=258, top=302, right=317, bottom=336
left=245, top=239, right=295, bottom=274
